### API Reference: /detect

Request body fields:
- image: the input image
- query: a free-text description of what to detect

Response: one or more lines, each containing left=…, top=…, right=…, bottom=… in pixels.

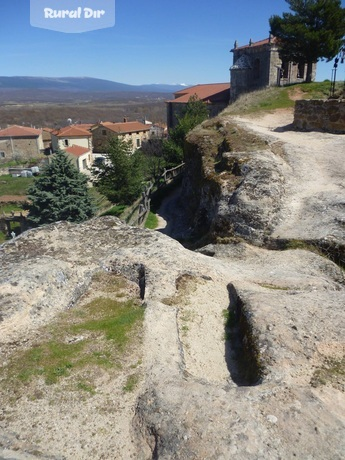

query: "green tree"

left=270, top=0, right=345, bottom=82
left=162, top=138, right=184, bottom=168
left=26, top=151, right=94, bottom=226
left=170, top=95, right=209, bottom=149
left=92, top=136, right=142, bottom=205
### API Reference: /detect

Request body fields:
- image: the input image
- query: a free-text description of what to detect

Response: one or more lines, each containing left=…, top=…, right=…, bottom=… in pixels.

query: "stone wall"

left=0, top=137, right=42, bottom=162
left=294, top=99, right=345, bottom=133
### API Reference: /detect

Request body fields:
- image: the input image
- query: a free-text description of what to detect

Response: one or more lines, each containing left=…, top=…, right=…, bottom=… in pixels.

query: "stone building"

left=51, top=125, right=93, bottom=152
left=166, top=83, right=230, bottom=130
left=230, top=36, right=317, bottom=100
left=91, top=119, right=151, bottom=153
left=0, top=125, right=44, bottom=162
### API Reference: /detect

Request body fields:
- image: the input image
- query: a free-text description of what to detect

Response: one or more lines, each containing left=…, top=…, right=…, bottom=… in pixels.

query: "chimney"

left=123, top=117, right=127, bottom=123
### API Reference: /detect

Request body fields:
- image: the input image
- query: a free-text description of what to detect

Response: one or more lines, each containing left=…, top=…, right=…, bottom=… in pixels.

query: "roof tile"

left=0, top=125, right=42, bottom=138
left=166, top=83, right=230, bottom=103
left=95, top=121, right=151, bottom=134
left=53, top=126, right=92, bottom=137
left=64, top=145, right=90, bottom=157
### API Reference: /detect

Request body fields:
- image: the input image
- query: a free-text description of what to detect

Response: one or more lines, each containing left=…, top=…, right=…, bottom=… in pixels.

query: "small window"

left=82, top=159, right=87, bottom=169
left=64, top=139, right=69, bottom=146
left=0, top=151, right=5, bottom=158
left=136, top=138, right=141, bottom=148
left=102, top=129, right=107, bottom=136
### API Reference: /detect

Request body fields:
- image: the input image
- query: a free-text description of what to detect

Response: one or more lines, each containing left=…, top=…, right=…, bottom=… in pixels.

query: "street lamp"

left=330, top=46, right=345, bottom=98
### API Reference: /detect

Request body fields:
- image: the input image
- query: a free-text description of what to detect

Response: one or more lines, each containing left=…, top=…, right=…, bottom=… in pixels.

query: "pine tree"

left=170, top=95, right=209, bottom=150
left=270, top=0, right=345, bottom=82
left=26, top=151, right=95, bottom=226
left=91, top=136, right=143, bottom=205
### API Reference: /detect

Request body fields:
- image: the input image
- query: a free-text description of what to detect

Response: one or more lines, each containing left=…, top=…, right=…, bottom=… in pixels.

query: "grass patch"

left=88, top=187, right=113, bottom=215
left=145, top=211, right=158, bottom=229
left=223, top=81, right=343, bottom=117
left=71, top=298, right=143, bottom=348
left=0, top=232, right=7, bottom=244
left=123, top=373, right=139, bottom=392
left=311, top=356, right=345, bottom=390
left=0, top=203, right=24, bottom=214
left=76, top=381, right=96, bottom=394
left=101, top=204, right=126, bottom=218
left=1, top=295, right=144, bottom=387
left=299, top=81, right=343, bottom=99
left=0, top=174, right=33, bottom=196
left=223, top=308, right=236, bottom=340
left=0, top=157, right=43, bottom=169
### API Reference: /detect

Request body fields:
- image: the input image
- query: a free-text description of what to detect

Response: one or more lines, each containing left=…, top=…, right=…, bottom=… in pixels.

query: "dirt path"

left=0, top=195, right=27, bottom=203
left=232, top=109, right=345, bottom=240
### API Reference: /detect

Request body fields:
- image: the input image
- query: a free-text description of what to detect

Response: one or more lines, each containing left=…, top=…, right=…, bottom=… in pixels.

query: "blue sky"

left=0, top=0, right=344, bottom=85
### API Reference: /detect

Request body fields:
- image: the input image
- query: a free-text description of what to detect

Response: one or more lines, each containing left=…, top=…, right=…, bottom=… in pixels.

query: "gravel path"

left=232, top=109, right=345, bottom=240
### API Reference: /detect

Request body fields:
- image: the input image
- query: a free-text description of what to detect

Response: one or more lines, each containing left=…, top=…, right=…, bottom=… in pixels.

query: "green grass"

left=101, top=204, right=127, bottom=217
left=311, top=356, right=345, bottom=389
left=1, top=296, right=144, bottom=387
left=145, top=211, right=159, bottom=229
left=223, top=308, right=237, bottom=340
left=0, top=174, right=33, bottom=196
left=0, top=203, right=23, bottom=214
left=223, top=81, right=343, bottom=116
left=71, top=298, right=143, bottom=347
left=88, top=187, right=113, bottom=215
left=0, top=232, right=7, bottom=244
left=0, top=157, right=44, bottom=169
left=298, top=81, right=342, bottom=99
left=122, top=373, right=139, bottom=392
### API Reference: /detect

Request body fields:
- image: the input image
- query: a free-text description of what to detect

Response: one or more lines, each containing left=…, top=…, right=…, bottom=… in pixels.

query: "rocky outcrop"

left=182, top=118, right=287, bottom=245
left=0, top=216, right=344, bottom=459
left=0, top=109, right=344, bottom=459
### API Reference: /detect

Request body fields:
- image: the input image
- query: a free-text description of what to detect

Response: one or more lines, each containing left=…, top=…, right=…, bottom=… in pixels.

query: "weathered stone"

left=0, top=108, right=344, bottom=459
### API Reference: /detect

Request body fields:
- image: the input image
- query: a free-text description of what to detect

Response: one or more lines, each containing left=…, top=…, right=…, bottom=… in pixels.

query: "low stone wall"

left=294, top=99, right=345, bottom=133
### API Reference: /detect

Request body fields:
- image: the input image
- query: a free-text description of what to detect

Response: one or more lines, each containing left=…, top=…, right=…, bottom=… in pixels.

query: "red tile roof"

left=96, top=121, right=151, bottom=134
left=73, top=123, right=94, bottom=131
left=64, top=145, right=90, bottom=157
left=53, top=125, right=92, bottom=137
left=167, top=83, right=230, bottom=104
left=0, top=125, right=42, bottom=138
left=233, top=37, right=277, bottom=51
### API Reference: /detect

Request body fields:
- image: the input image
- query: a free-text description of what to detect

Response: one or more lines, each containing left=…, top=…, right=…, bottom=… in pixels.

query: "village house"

left=230, top=35, right=317, bottom=100
left=149, top=123, right=167, bottom=138
left=51, top=125, right=93, bottom=152
left=0, top=125, right=44, bottom=162
left=91, top=119, right=151, bottom=153
left=64, top=144, right=93, bottom=176
left=166, top=83, right=230, bottom=130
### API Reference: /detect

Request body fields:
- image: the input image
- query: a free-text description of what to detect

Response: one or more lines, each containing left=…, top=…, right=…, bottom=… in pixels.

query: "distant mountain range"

left=0, top=76, right=187, bottom=94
